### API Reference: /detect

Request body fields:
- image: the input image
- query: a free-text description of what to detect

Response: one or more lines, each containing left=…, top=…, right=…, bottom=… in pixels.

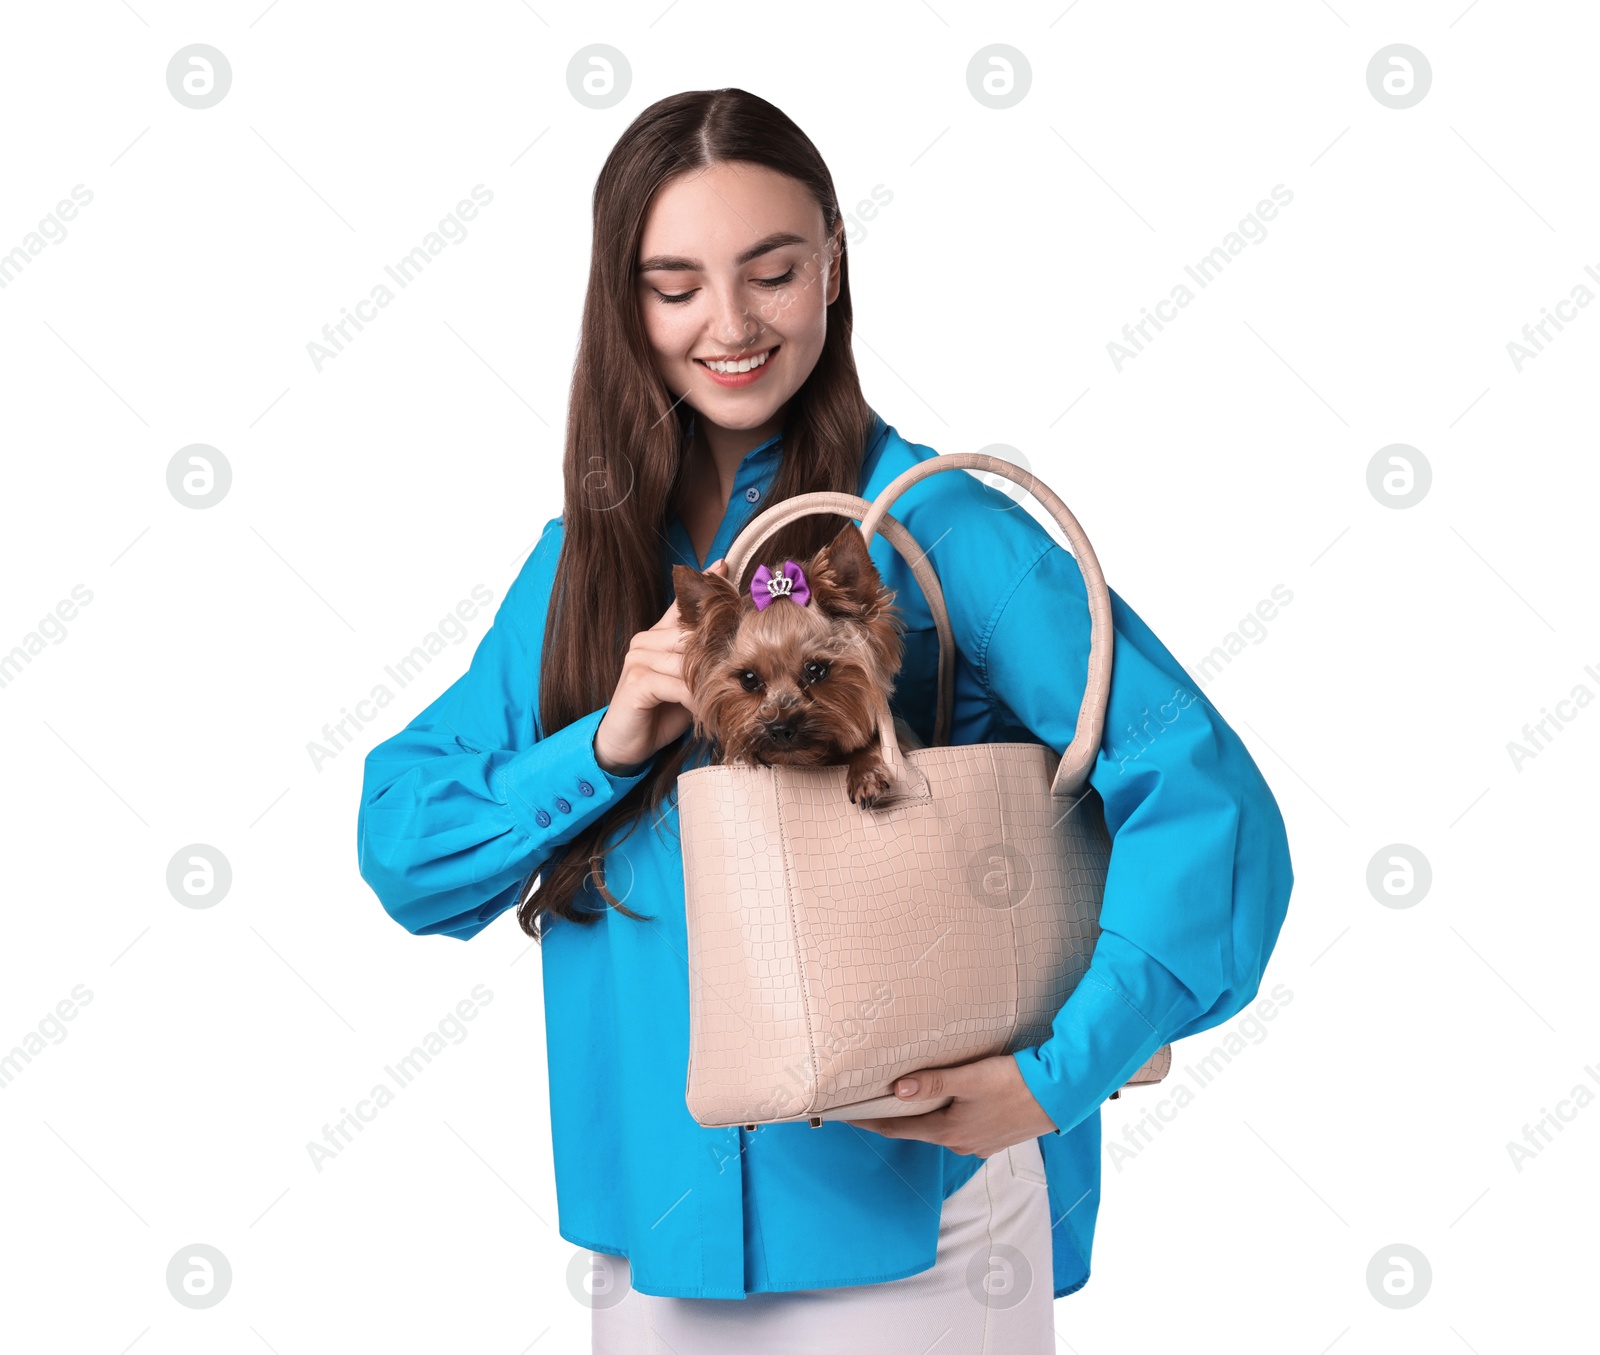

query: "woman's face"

left=636, top=160, right=842, bottom=437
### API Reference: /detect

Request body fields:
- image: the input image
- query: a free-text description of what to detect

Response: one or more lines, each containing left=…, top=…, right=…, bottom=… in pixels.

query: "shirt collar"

left=682, top=413, right=784, bottom=471
left=679, top=409, right=891, bottom=477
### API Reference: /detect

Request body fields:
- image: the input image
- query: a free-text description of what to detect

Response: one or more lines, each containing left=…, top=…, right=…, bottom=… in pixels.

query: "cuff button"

left=577, top=779, right=594, bottom=796
left=555, top=796, right=571, bottom=813
left=535, top=809, right=551, bottom=827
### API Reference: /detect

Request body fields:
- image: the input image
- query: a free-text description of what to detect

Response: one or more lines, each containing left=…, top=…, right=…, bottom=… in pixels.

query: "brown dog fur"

left=671, top=525, right=913, bottom=808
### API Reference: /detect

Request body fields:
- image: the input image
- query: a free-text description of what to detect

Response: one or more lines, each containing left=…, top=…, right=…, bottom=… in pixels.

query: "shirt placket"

left=708, top=457, right=773, bottom=566
left=657, top=435, right=779, bottom=1295
left=667, top=430, right=781, bottom=573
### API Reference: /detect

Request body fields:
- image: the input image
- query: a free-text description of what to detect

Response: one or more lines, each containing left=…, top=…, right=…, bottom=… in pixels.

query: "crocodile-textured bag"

left=678, top=453, right=1171, bottom=1130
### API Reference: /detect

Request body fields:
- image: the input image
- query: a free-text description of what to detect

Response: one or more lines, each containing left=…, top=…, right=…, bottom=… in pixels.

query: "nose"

left=712, top=287, right=764, bottom=352
left=764, top=718, right=798, bottom=742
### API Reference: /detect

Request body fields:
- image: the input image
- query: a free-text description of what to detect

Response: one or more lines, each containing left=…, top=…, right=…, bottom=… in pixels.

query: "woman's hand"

left=843, top=1053, right=1060, bottom=1158
left=593, top=558, right=728, bottom=775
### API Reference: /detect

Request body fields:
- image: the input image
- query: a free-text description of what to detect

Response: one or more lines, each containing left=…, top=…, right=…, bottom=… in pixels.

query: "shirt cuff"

left=1011, top=931, right=1193, bottom=1136
left=496, top=704, right=655, bottom=848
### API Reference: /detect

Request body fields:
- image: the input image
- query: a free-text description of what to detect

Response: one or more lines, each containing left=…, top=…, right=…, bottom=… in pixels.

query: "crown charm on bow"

left=750, top=560, right=811, bottom=610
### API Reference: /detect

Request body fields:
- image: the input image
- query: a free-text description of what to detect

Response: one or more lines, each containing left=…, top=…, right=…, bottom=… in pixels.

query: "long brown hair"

left=517, top=88, right=875, bottom=941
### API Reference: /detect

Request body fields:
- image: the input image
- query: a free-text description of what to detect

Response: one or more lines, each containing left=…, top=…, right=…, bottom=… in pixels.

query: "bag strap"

left=723, top=492, right=957, bottom=747
left=859, top=454, right=1112, bottom=800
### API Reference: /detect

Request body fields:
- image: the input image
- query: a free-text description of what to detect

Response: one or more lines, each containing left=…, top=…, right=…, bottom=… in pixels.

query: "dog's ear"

left=672, top=563, right=742, bottom=641
left=808, top=525, right=892, bottom=623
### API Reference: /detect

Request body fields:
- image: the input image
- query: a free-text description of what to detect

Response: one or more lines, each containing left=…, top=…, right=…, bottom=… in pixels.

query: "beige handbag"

left=677, top=453, right=1171, bottom=1131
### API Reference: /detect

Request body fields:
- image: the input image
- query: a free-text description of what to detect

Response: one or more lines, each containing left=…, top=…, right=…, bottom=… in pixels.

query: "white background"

left=2, top=2, right=1595, bottom=1351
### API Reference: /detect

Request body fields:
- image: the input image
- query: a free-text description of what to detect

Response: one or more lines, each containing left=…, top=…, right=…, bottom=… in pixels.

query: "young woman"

left=356, top=88, right=1294, bottom=1352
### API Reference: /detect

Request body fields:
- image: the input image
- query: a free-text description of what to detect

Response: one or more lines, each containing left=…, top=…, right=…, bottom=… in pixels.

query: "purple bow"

left=750, top=560, right=811, bottom=610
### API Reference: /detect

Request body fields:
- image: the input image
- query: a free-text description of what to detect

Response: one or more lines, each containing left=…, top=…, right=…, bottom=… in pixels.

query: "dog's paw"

left=847, top=758, right=895, bottom=809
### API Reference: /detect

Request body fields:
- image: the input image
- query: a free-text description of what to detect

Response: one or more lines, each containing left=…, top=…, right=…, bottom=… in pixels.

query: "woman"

left=356, top=88, right=1294, bottom=1351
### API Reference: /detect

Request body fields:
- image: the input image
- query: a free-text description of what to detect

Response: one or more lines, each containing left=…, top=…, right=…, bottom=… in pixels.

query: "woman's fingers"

left=629, top=671, right=690, bottom=709
left=600, top=559, right=727, bottom=766
left=639, top=619, right=691, bottom=650
left=629, top=630, right=691, bottom=669
left=635, top=672, right=695, bottom=729
left=620, top=640, right=690, bottom=688
left=655, top=675, right=693, bottom=709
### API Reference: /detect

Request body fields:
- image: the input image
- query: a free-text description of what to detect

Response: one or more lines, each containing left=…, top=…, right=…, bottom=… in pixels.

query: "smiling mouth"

left=694, top=345, right=779, bottom=380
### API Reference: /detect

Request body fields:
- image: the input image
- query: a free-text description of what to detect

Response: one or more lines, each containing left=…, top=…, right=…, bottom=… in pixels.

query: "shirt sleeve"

left=355, top=519, right=657, bottom=940
left=982, top=537, right=1295, bottom=1135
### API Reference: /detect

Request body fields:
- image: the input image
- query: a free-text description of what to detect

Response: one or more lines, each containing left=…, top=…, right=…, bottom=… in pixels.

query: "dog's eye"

left=803, top=660, right=830, bottom=684
left=739, top=670, right=764, bottom=692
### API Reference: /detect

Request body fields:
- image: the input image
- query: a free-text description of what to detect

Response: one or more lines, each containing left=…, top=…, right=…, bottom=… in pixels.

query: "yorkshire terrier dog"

left=671, top=524, right=924, bottom=808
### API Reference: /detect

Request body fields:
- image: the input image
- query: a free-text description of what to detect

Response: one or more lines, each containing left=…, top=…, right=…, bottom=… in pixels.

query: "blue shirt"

left=355, top=412, right=1295, bottom=1300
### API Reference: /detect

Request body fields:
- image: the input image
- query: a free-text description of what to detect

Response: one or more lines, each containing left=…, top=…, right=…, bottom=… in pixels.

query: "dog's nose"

left=765, top=719, right=798, bottom=742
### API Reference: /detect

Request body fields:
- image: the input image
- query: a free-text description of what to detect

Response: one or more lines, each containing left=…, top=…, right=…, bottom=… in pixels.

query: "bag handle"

left=863, top=454, right=1112, bottom=800
left=721, top=455, right=1112, bottom=801
left=723, top=492, right=957, bottom=748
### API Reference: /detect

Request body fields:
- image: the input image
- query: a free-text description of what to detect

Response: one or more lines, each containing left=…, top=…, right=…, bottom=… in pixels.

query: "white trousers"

left=591, top=1136, right=1057, bottom=1354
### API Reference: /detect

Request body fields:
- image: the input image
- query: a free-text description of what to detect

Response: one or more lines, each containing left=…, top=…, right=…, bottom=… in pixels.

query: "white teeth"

left=703, top=348, right=771, bottom=374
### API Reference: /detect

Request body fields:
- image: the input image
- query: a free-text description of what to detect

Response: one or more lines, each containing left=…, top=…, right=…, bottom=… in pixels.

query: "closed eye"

left=651, top=268, right=796, bottom=306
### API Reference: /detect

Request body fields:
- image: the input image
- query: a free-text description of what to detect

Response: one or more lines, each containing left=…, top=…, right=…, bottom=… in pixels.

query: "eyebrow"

left=637, top=230, right=809, bottom=273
